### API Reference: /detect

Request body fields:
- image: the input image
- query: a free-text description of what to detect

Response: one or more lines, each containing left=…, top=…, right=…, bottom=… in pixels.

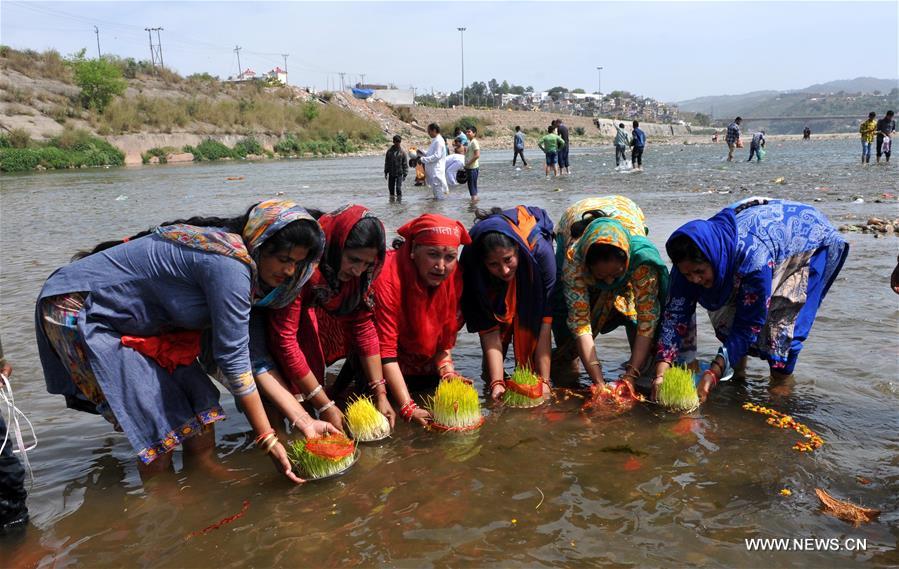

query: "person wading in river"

left=653, top=197, right=848, bottom=403
left=36, top=200, right=338, bottom=484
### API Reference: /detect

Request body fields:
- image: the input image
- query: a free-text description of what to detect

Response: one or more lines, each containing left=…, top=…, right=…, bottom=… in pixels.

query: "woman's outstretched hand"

left=269, top=441, right=305, bottom=484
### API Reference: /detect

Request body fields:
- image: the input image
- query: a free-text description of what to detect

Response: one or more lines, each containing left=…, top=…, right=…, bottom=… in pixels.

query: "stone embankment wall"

left=407, top=106, right=691, bottom=138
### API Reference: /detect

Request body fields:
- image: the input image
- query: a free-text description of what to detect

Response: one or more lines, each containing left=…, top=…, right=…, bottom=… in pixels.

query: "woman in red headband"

left=267, top=205, right=394, bottom=433
left=372, top=214, right=471, bottom=425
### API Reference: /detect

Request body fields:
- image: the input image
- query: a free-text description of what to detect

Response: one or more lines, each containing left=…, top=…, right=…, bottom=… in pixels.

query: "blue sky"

left=2, top=1, right=896, bottom=102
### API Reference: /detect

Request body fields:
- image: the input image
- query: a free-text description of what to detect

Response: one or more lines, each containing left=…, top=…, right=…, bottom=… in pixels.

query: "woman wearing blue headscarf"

left=461, top=206, right=556, bottom=400
left=653, top=197, right=848, bottom=402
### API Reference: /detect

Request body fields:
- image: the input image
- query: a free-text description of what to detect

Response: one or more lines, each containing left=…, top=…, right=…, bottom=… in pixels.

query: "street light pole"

left=596, top=66, right=603, bottom=115
left=458, top=27, right=466, bottom=107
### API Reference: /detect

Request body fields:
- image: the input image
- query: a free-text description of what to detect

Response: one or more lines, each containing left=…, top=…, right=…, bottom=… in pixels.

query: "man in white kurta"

left=418, top=124, right=449, bottom=199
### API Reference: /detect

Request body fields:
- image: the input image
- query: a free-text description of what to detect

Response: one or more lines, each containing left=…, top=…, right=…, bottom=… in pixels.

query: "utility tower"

left=145, top=27, right=164, bottom=71
left=234, top=46, right=243, bottom=77
left=94, top=26, right=101, bottom=58
left=338, top=72, right=346, bottom=91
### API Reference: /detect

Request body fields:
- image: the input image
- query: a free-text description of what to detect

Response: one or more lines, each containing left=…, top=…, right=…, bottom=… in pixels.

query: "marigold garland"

left=742, top=403, right=824, bottom=452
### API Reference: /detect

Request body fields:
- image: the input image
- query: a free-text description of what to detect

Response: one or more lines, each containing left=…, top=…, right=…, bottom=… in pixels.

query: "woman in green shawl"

left=552, top=196, right=670, bottom=391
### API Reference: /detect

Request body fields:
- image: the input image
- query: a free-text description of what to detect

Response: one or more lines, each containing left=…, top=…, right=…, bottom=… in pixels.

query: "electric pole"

left=94, top=26, right=101, bottom=58
left=339, top=72, right=346, bottom=91
left=145, top=27, right=163, bottom=72
left=457, top=27, right=466, bottom=107
left=234, top=46, right=242, bottom=78
left=281, top=53, right=289, bottom=84
left=360, top=73, right=366, bottom=87
left=155, top=28, right=164, bottom=68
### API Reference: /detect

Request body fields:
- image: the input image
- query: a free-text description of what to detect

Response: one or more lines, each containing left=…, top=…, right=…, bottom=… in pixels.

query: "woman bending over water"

left=36, top=200, right=337, bottom=484
left=653, top=197, right=848, bottom=402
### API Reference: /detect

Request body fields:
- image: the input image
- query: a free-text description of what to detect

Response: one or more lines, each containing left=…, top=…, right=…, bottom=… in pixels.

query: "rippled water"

left=1, top=140, right=897, bottom=568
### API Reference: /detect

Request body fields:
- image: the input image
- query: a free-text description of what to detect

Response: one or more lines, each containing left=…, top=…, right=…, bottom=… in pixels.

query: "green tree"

left=571, top=88, right=586, bottom=94
left=68, top=49, right=127, bottom=112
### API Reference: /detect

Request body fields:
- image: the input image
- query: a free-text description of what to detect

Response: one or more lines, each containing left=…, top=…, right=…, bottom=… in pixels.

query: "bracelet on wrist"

left=316, top=400, right=336, bottom=415
left=253, top=429, right=275, bottom=445
left=261, top=435, right=279, bottom=453
left=400, top=400, right=418, bottom=422
left=489, top=378, right=505, bottom=390
left=305, top=384, right=323, bottom=400
left=369, top=378, right=387, bottom=392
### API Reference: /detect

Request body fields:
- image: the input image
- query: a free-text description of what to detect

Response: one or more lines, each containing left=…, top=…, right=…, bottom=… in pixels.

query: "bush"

left=0, top=148, right=41, bottom=172
left=574, top=127, right=586, bottom=136
left=188, top=138, right=235, bottom=161
left=233, top=136, right=263, bottom=157
left=392, top=105, right=414, bottom=122
left=8, top=128, right=32, bottom=149
left=0, top=130, right=124, bottom=172
left=68, top=50, right=127, bottom=111
left=141, top=146, right=178, bottom=164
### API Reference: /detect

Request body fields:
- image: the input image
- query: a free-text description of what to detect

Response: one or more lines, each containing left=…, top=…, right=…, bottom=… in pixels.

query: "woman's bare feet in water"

left=182, top=428, right=241, bottom=483
left=768, top=370, right=795, bottom=397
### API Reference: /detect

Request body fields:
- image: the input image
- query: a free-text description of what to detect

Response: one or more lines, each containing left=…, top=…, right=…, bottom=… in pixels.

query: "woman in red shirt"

left=373, top=214, right=471, bottom=426
left=267, top=205, right=394, bottom=432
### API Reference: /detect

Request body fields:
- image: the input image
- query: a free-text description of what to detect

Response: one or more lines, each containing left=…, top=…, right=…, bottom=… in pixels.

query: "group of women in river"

left=34, top=195, right=849, bottom=483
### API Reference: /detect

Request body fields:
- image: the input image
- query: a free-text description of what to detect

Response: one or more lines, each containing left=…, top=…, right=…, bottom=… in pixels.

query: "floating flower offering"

left=657, top=365, right=700, bottom=412
left=345, top=395, right=391, bottom=442
left=503, top=366, right=547, bottom=408
left=580, top=380, right=643, bottom=415
left=287, top=433, right=357, bottom=480
left=742, top=403, right=824, bottom=452
left=426, top=376, right=484, bottom=432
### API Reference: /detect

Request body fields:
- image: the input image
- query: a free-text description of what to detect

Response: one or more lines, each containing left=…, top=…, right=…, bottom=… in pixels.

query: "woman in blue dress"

left=652, top=197, right=848, bottom=402
left=36, top=200, right=337, bottom=483
left=460, top=206, right=556, bottom=400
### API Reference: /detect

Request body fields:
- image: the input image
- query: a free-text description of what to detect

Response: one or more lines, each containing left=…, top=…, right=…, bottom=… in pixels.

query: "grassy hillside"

left=0, top=46, right=385, bottom=170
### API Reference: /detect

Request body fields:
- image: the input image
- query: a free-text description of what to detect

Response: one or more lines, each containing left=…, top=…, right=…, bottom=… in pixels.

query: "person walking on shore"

left=538, top=125, right=565, bottom=177
left=512, top=126, right=529, bottom=168
left=876, top=110, right=895, bottom=163
left=464, top=126, right=481, bottom=202
left=419, top=123, right=449, bottom=199
left=384, top=135, right=408, bottom=200
left=631, top=120, right=646, bottom=171
left=747, top=130, right=766, bottom=162
left=803, top=126, right=811, bottom=140
left=859, top=112, right=877, bottom=165
left=726, top=117, right=742, bottom=162
left=557, top=118, right=571, bottom=174
left=614, top=122, right=630, bottom=167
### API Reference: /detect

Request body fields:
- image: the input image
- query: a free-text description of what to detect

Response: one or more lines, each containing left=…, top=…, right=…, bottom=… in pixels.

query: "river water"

left=1, top=140, right=897, bottom=568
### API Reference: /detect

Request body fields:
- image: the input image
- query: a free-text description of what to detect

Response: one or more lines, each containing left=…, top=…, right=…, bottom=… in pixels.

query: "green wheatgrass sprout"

left=658, top=365, right=700, bottom=412
left=503, top=366, right=546, bottom=408
left=286, top=434, right=357, bottom=479
left=426, top=376, right=482, bottom=429
left=345, top=395, right=391, bottom=441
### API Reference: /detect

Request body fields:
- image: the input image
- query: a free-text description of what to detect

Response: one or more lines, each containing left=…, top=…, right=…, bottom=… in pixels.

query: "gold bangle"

left=261, top=435, right=279, bottom=453
left=257, top=432, right=276, bottom=450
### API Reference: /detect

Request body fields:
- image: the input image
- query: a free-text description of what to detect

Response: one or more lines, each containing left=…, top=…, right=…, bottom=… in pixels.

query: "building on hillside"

left=265, top=67, right=288, bottom=85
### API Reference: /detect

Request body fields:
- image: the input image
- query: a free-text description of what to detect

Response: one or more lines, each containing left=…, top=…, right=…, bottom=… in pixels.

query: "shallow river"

left=1, top=140, right=897, bottom=568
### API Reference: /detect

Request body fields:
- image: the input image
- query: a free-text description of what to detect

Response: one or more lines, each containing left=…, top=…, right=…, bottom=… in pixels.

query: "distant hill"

left=797, top=77, right=898, bottom=94
left=677, top=77, right=898, bottom=134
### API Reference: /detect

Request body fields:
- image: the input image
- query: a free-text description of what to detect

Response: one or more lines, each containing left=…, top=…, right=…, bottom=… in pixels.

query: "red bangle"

left=489, top=378, right=505, bottom=390
left=400, top=400, right=418, bottom=422
left=253, top=429, right=275, bottom=445
left=703, top=369, right=720, bottom=387
left=369, top=378, right=387, bottom=392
